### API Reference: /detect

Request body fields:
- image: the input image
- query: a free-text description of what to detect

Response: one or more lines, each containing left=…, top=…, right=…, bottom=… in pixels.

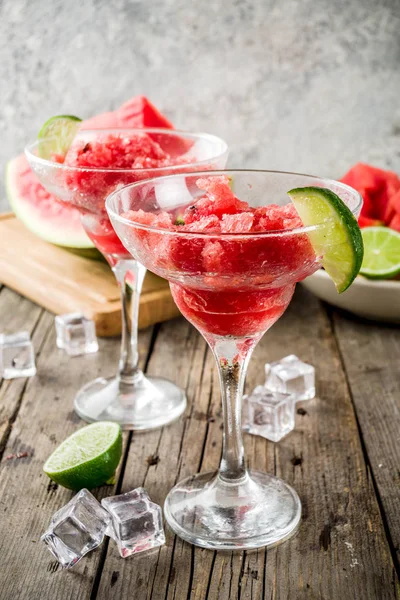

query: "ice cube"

left=265, top=354, right=315, bottom=401
left=0, top=331, right=36, bottom=379
left=41, top=489, right=110, bottom=569
left=102, top=488, right=165, bottom=558
left=55, top=313, right=98, bottom=357
left=247, top=385, right=295, bottom=442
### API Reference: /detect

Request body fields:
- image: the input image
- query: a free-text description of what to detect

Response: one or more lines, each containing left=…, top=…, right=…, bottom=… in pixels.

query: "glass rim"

left=24, top=127, right=229, bottom=174
left=105, top=168, right=363, bottom=239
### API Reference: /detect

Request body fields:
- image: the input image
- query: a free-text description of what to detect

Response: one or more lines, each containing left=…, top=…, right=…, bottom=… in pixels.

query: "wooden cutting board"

left=0, top=214, right=180, bottom=337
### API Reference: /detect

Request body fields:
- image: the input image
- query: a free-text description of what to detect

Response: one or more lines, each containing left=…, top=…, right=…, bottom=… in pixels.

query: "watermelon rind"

left=5, top=155, right=95, bottom=250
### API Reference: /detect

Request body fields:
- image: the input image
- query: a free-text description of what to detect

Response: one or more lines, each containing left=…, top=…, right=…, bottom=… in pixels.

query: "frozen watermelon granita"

left=120, top=175, right=317, bottom=337
left=60, top=131, right=195, bottom=259
left=106, top=170, right=362, bottom=553
left=64, top=132, right=191, bottom=170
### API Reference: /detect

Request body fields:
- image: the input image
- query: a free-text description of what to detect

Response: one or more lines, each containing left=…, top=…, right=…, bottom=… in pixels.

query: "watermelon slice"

left=6, top=96, right=174, bottom=251
left=340, top=163, right=400, bottom=232
left=389, top=212, right=400, bottom=232
left=5, top=153, right=94, bottom=250
left=82, top=96, right=174, bottom=130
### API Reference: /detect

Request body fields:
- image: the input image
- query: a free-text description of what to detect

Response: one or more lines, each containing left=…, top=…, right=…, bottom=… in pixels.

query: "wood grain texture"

left=0, top=286, right=399, bottom=599
left=254, top=288, right=399, bottom=600
left=0, top=215, right=180, bottom=336
left=0, top=291, right=154, bottom=599
left=95, top=318, right=207, bottom=599
left=0, top=287, right=43, bottom=452
left=94, top=287, right=400, bottom=600
left=332, top=311, right=400, bottom=573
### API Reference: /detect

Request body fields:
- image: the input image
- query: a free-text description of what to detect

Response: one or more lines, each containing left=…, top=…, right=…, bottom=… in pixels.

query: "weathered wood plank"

left=95, top=287, right=399, bottom=600
left=257, top=288, right=399, bottom=600
left=0, top=288, right=44, bottom=453
left=1, top=286, right=399, bottom=599
left=0, top=303, right=153, bottom=600
left=332, top=310, right=400, bottom=572
left=177, top=287, right=399, bottom=599
left=96, top=317, right=211, bottom=599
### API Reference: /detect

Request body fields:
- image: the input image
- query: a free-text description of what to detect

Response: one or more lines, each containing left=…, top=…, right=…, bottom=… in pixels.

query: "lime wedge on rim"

left=288, top=187, right=364, bottom=293
left=359, top=226, right=400, bottom=279
left=38, top=114, right=82, bottom=159
left=43, top=422, right=122, bottom=490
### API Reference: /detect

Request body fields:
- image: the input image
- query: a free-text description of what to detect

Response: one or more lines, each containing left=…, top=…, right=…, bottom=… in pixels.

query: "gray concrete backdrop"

left=1, top=0, right=399, bottom=211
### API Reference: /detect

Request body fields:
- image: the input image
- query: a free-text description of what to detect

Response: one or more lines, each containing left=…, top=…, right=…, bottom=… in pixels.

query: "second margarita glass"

left=26, top=129, right=228, bottom=430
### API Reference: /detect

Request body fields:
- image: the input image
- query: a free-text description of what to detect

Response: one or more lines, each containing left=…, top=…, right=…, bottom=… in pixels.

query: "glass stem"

left=209, top=336, right=260, bottom=483
left=112, top=259, right=146, bottom=385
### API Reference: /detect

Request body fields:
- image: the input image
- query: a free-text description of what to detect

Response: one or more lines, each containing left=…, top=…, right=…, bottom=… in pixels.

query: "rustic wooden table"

left=0, top=284, right=399, bottom=600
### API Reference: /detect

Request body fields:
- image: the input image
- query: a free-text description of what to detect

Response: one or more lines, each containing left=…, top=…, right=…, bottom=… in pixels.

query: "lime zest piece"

left=288, top=186, right=364, bottom=293
left=360, top=226, right=400, bottom=279
left=43, top=422, right=122, bottom=490
left=38, top=115, right=82, bottom=159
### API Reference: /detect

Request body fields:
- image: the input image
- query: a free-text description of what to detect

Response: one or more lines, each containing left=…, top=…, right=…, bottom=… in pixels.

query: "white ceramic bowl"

left=301, top=269, right=400, bottom=323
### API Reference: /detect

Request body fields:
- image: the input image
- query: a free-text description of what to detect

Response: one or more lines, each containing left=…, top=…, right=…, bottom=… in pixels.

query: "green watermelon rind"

left=5, top=155, right=95, bottom=250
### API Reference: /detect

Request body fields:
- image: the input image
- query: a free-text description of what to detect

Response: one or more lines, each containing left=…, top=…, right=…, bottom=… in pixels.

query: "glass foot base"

left=74, top=374, right=187, bottom=431
left=164, top=470, right=301, bottom=550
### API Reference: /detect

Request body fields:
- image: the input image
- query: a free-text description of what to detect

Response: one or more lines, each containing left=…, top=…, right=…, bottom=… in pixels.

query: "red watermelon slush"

left=122, top=176, right=318, bottom=338
left=62, top=131, right=194, bottom=263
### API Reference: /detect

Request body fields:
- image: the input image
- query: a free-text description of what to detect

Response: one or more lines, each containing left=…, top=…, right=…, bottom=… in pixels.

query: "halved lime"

left=359, top=226, right=400, bottom=279
left=43, top=422, right=122, bottom=490
left=288, top=187, right=364, bottom=293
left=38, top=115, right=82, bottom=159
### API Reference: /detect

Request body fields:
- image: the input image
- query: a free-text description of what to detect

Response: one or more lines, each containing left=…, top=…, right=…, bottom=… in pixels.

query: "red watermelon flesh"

left=358, top=215, right=383, bottom=228
left=389, top=213, right=400, bottom=232
left=81, top=96, right=191, bottom=156
left=7, top=96, right=175, bottom=250
left=387, top=190, right=400, bottom=231
left=120, top=176, right=317, bottom=337
left=340, top=163, right=400, bottom=230
left=62, top=130, right=198, bottom=260
left=82, top=95, right=174, bottom=130
left=6, top=153, right=93, bottom=249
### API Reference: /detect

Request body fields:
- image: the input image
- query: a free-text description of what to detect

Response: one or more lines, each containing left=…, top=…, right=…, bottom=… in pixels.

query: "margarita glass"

left=106, top=170, right=362, bottom=550
left=25, top=129, right=228, bottom=430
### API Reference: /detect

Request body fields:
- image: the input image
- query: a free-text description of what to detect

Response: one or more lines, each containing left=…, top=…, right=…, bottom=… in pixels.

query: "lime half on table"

left=360, top=226, right=400, bottom=279
left=43, top=422, right=122, bottom=490
left=38, top=114, right=82, bottom=159
left=288, top=187, right=364, bottom=293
